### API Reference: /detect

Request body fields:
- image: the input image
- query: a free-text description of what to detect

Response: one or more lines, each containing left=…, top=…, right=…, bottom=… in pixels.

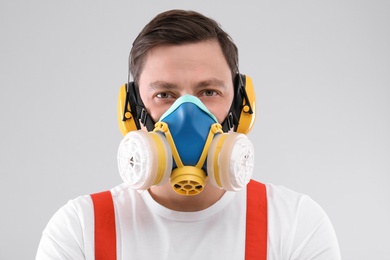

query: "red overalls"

left=91, top=180, right=267, bottom=260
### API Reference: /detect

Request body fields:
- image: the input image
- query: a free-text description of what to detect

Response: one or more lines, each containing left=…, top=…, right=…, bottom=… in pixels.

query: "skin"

left=138, top=39, right=234, bottom=212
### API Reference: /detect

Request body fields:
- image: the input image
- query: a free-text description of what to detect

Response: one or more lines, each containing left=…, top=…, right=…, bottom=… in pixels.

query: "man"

left=36, top=9, right=341, bottom=259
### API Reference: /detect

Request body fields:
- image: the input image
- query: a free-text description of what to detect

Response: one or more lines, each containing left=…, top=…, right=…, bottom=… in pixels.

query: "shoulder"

left=248, top=180, right=318, bottom=212
left=43, top=184, right=134, bottom=240
left=37, top=183, right=137, bottom=259
left=36, top=193, right=94, bottom=259
left=261, top=182, right=341, bottom=259
left=247, top=180, right=325, bottom=224
left=264, top=182, right=322, bottom=212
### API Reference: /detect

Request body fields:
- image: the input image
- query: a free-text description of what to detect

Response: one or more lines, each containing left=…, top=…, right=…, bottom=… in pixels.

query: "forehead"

left=139, top=40, right=232, bottom=84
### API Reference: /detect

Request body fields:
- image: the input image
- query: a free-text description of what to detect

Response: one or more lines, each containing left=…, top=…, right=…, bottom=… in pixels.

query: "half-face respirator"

left=117, top=95, right=255, bottom=195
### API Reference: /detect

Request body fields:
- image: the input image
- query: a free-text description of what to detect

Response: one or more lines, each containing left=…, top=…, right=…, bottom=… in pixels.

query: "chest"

left=90, top=180, right=267, bottom=260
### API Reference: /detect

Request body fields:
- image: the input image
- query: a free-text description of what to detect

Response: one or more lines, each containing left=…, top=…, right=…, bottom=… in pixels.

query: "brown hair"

left=129, top=9, right=239, bottom=84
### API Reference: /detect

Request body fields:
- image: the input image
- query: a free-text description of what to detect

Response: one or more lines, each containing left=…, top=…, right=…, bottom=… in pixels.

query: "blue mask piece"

left=158, top=95, right=218, bottom=169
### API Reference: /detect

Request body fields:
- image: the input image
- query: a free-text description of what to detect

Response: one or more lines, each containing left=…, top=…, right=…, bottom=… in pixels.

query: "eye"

left=201, top=90, right=218, bottom=97
left=156, top=92, right=173, bottom=99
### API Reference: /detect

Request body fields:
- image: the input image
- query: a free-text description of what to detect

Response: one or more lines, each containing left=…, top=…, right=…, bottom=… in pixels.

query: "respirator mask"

left=117, top=95, right=255, bottom=195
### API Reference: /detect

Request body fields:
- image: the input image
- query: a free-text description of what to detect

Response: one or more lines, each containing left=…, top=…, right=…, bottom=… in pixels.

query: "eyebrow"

left=195, top=78, right=227, bottom=89
left=148, top=78, right=227, bottom=90
left=149, top=81, right=178, bottom=90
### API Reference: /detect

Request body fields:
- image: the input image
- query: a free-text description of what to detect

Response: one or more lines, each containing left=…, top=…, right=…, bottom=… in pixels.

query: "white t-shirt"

left=36, top=181, right=341, bottom=260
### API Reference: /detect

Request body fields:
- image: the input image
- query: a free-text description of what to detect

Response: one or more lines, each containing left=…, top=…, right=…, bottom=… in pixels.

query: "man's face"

left=138, top=40, right=234, bottom=127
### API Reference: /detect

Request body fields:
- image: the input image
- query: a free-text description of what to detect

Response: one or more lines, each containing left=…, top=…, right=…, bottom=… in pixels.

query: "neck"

left=148, top=179, right=225, bottom=212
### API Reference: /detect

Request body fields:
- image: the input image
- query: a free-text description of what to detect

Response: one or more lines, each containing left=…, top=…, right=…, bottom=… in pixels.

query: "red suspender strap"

left=245, top=180, right=268, bottom=260
left=90, top=191, right=117, bottom=260
left=91, top=182, right=267, bottom=260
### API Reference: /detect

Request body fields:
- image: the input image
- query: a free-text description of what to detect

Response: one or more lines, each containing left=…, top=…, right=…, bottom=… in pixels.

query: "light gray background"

left=1, top=0, right=389, bottom=259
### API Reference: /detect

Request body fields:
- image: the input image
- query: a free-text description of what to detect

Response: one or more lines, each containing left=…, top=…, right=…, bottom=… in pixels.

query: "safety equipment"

left=117, top=95, right=255, bottom=195
left=117, top=74, right=256, bottom=135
